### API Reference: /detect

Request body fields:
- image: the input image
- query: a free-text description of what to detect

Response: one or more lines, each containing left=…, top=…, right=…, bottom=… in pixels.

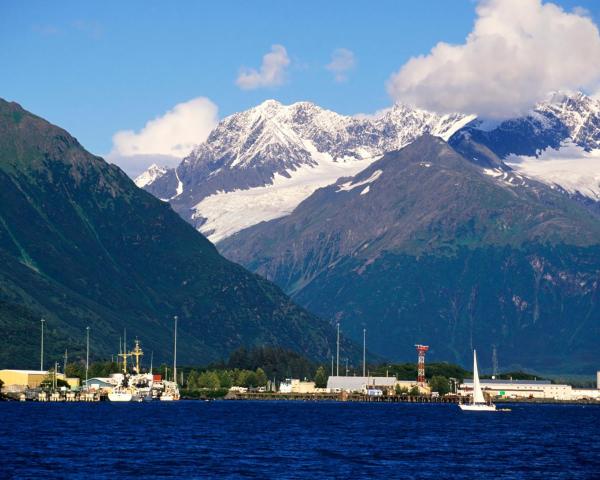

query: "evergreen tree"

left=429, top=376, right=451, bottom=396
left=255, top=368, right=268, bottom=387
left=314, top=366, right=328, bottom=388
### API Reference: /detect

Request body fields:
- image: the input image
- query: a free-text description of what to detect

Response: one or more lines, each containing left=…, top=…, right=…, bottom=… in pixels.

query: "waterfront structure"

left=279, top=379, right=318, bottom=394
left=459, top=379, right=600, bottom=401
left=327, top=376, right=397, bottom=393
left=84, top=377, right=117, bottom=391
left=0, top=369, right=80, bottom=392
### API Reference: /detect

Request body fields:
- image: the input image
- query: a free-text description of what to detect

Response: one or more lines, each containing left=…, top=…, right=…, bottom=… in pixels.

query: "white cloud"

left=108, top=97, right=218, bottom=177
left=326, top=48, right=356, bottom=82
left=387, top=0, right=600, bottom=119
left=236, top=45, right=290, bottom=90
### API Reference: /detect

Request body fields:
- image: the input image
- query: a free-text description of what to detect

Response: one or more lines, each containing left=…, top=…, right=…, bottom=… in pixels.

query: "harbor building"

left=84, top=377, right=117, bottom=391
left=459, top=378, right=600, bottom=401
left=279, top=379, right=319, bottom=394
left=327, top=376, right=397, bottom=394
left=0, top=369, right=80, bottom=393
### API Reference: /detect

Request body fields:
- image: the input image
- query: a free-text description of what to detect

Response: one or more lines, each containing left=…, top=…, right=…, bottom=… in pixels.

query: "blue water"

left=0, top=401, right=599, bottom=479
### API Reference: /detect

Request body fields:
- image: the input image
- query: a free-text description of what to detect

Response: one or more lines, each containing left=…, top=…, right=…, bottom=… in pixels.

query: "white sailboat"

left=459, top=349, right=497, bottom=412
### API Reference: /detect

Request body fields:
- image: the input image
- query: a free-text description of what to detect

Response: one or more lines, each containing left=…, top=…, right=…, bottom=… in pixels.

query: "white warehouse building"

left=327, top=376, right=397, bottom=393
left=459, top=379, right=600, bottom=401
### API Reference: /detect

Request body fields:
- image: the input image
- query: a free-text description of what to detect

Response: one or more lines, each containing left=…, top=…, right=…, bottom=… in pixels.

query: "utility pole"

left=173, top=316, right=178, bottom=385
left=40, top=318, right=45, bottom=371
left=54, top=361, right=58, bottom=391
left=85, top=326, right=90, bottom=388
left=345, top=358, right=349, bottom=376
left=336, top=322, right=340, bottom=376
left=492, top=345, right=499, bottom=378
left=64, top=349, right=68, bottom=375
left=363, top=328, right=366, bottom=377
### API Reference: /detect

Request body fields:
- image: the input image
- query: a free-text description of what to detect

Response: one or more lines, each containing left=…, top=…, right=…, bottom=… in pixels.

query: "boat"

left=108, top=388, right=133, bottom=402
left=459, top=349, right=497, bottom=412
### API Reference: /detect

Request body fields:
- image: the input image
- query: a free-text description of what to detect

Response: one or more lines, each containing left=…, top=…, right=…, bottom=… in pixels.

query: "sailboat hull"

left=459, top=403, right=497, bottom=412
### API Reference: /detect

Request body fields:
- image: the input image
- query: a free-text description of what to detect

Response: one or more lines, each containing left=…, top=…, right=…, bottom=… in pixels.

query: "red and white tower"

left=415, top=344, right=429, bottom=385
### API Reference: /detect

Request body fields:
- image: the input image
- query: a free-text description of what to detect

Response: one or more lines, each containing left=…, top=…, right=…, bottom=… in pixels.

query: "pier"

left=225, top=392, right=462, bottom=403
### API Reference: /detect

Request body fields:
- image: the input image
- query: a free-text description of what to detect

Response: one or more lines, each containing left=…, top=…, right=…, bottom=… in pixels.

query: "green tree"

left=429, top=376, right=451, bottom=396
left=255, top=368, right=268, bottom=387
left=198, top=371, right=220, bottom=389
left=395, top=385, right=409, bottom=395
left=314, top=366, right=328, bottom=388
left=234, top=369, right=248, bottom=387
left=187, top=370, right=199, bottom=389
left=244, top=371, right=258, bottom=388
left=409, top=386, right=420, bottom=396
left=217, top=370, right=232, bottom=389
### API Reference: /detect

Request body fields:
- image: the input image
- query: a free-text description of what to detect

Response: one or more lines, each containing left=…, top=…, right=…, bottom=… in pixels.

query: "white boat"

left=160, top=394, right=175, bottom=401
left=108, top=390, right=133, bottom=402
left=459, top=349, right=497, bottom=412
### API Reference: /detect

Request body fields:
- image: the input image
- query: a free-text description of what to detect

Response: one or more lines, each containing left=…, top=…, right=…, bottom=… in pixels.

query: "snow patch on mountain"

left=506, top=143, right=600, bottom=200
left=134, top=164, right=167, bottom=188
left=337, top=169, right=383, bottom=192
left=193, top=152, right=383, bottom=243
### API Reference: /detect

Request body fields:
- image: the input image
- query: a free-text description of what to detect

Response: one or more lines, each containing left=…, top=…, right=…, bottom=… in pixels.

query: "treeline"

left=65, top=361, right=120, bottom=380
left=225, top=346, right=316, bottom=380
left=370, top=362, right=469, bottom=381
left=186, top=368, right=269, bottom=390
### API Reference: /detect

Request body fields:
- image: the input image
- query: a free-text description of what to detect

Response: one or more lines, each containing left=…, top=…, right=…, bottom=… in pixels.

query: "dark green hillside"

left=220, top=135, right=600, bottom=373
left=0, top=99, right=347, bottom=368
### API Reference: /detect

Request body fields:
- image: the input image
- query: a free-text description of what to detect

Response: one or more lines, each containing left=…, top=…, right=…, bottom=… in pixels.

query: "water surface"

left=1, top=401, right=598, bottom=479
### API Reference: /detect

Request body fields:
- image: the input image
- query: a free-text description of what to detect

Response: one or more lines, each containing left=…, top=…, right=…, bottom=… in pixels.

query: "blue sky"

left=1, top=0, right=599, bottom=169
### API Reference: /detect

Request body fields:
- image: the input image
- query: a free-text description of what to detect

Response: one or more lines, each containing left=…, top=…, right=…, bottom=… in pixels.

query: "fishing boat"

left=459, top=349, right=497, bottom=412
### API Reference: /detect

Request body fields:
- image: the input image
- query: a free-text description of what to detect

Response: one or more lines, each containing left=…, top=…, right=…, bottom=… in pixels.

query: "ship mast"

left=131, top=339, right=144, bottom=374
left=118, top=350, right=132, bottom=374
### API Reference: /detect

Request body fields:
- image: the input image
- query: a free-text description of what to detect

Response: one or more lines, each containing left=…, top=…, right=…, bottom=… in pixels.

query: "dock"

left=225, top=392, right=461, bottom=403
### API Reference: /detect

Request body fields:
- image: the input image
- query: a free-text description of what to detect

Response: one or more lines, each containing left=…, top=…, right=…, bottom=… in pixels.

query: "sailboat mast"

left=173, top=316, right=178, bottom=384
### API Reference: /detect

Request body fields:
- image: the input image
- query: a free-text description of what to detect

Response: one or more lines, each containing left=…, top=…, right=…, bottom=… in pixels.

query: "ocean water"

left=0, top=401, right=599, bottom=479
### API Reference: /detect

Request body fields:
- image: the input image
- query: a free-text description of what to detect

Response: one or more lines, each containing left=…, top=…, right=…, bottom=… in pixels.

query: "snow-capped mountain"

left=139, top=92, right=600, bottom=243
left=449, top=92, right=600, bottom=202
left=142, top=99, right=474, bottom=241
left=134, top=163, right=167, bottom=188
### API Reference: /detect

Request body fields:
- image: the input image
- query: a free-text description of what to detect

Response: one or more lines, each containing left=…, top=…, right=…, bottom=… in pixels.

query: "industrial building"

left=279, top=379, right=320, bottom=394
left=459, top=378, right=600, bottom=401
left=0, top=369, right=80, bottom=393
left=84, top=377, right=117, bottom=391
left=327, top=376, right=397, bottom=393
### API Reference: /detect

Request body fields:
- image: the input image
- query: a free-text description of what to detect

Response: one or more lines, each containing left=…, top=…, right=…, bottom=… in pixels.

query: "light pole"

left=85, top=326, right=90, bottom=389
left=40, top=318, right=45, bottom=371
left=173, top=316, right=178, bottom=385
left=336, top=322, right=340, bottom=377
left=363, top=328, right=366, bottom=377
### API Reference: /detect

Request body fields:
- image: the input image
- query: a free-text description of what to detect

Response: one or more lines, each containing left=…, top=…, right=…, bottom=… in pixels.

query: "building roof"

left=463, top=379, right=551, bottom=385
left=327, top=376, right=397, bottom=390
left=84, top=378, right=115, bottom=387
left=0, top=369, right=48, bottom=375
